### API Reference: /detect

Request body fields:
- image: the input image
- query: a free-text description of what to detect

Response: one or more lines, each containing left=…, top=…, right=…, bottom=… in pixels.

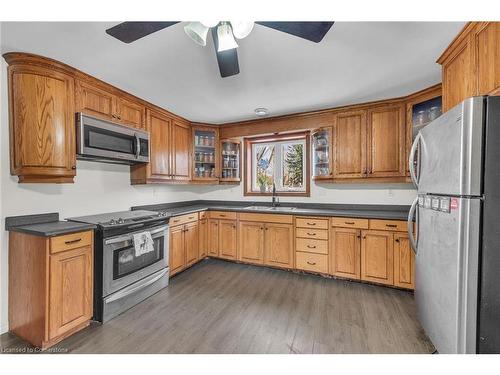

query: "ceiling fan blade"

left=211, top=28, right=240, bottom=78
left=106, top=22, right=180, bottom=43
left=256, top=22, right=334, bottom=43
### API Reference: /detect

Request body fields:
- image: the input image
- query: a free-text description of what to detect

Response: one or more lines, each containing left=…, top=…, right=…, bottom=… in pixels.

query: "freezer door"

left=415, top=195, right=480, bottom=353
left=418, top=97, right=484, bottom=196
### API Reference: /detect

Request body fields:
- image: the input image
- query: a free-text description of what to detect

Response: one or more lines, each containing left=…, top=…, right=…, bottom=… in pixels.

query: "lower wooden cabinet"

left=360, top=230, right=394, bottom=286
left=185, top=221, right=199, bottom=267
left=169, top=220, right=199, bottom=276
left=199, top=218, right=208, bottom=258
left=9, top=230, right=93, bottom=349
left=208, top=218, right=237, bottom=260
left=393, top=232, right=415, bottom=289
left=264, top=223, right=294, bottom=268
left=49, top=246, right=93, bottom=340
left=331, top=227, right=361, bottom=280
left=238, top=221, right=264, bottom=264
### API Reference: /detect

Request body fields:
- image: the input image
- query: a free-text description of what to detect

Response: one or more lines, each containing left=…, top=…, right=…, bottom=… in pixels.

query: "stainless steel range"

left=69, top=210, right=169, bottom=322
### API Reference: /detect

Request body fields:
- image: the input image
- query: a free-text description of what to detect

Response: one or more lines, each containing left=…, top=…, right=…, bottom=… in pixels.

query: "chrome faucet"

left=272, top=182, right=280, bottom=207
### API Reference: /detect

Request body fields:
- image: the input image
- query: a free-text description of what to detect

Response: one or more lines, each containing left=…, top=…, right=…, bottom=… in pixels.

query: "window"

left=244, top=132, right=310, bottom=196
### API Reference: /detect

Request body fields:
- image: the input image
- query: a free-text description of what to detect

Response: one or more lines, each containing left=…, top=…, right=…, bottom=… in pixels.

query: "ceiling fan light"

left=231, top=21, right=254, bottom=39
left=201, top=21, right=220, bottom=28
left=184, top=22, right=209, bottom=46
left=217, top=22, right=238, bottom=52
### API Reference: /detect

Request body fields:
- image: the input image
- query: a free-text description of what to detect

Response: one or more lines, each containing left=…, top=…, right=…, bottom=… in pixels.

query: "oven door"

left=102, top=224, right=168, bottom=297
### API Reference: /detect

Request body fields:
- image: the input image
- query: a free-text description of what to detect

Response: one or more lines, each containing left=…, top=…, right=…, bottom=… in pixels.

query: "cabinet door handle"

left=307, top=222, right=316, bottom=226
left=307, top=245, right=316, bottom=249
left=345, top=221, right=355, bottom=225
left=306, top=261, right=317, bottom=265
left=386, top=224, right=398, bottom=228
left=307, top=232, right=316, bottom=236
left=395, top=239, right=400, bottom=243
left=64, top=238, right=82, bottom=245
left=260, top=227, right=264, bottom=230
left=357, top=235, right=361, bottom=239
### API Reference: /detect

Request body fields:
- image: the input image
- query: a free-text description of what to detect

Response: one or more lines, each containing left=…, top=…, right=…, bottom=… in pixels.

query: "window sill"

left=244, top=191, right=310, bottom=197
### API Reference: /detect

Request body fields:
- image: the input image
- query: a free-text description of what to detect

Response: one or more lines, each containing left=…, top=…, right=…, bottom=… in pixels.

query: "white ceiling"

left=1, top=22, right=465, bottom=124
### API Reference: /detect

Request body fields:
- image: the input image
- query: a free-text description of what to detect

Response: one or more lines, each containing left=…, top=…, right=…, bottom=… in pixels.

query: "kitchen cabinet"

left=264, top=223, right=294, bottom=268
left=312, top=127, right=333, bottom=179
left=131, top=109, right=191, bottom=184
left=438, top=22, right=500, bottom=112
left=360, top=230, right=394, bottom=286
left=366, top=105, right=405, bottom=178
left=218, top=220, right=238, bottom=260
left=238, top=221, right=265, bottom=264
left=331, top=227, right=361, bottom=280
left=185, top=221, right=200, bottom=267
left=332, top=111, right=367, bottom=179
left=76, top=79, right=145, bottom=129
left=5, top=55, right=76, bottom=183
left=208, top=219, right=220, bottom=257
left=208, top=214, right=237, bottom=260
left=169, top=217, right=199, bottom=276
left=199, top=217, right=208, bottom=258
left=393, top=232, right=415, bottom=289
left=220, top=139, right=241, bottom=183
left=192, top=124, right=219, bottom=182
left=9, top=230, right=93, bottom=349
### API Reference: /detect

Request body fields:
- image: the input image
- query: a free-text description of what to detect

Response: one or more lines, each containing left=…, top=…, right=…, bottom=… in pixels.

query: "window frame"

left=244, top=131, right=310, bottom=197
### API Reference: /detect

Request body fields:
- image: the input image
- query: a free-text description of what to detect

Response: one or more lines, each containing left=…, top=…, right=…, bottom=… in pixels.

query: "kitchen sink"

left=243, top=206, right=296, bottom=211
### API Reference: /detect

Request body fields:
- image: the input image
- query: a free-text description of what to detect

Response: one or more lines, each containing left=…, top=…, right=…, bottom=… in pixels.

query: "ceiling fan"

left=105, top=21, right=334, bottom=78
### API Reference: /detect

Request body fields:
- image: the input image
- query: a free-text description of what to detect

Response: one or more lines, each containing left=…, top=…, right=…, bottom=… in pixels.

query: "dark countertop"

left=132, top=200, right=411, bottom=221
left=5, top=212, right=96, bottom=237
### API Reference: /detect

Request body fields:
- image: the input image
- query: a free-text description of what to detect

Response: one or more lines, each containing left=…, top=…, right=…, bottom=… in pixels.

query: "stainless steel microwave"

left=76, top=113, right=149, bottom=164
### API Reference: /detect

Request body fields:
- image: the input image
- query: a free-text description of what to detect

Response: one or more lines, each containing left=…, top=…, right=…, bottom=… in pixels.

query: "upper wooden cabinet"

left=438, top=22, right=500, bottom=112
left=76, top=79, right=145, bottom=129
left=366, top=104, right=405, bottom=178
left=131, top=109, right=191, bottom=184
left=192, top=124, right=220, bottom=182
left=330, top=104, right=405, bottom=181
left=332, top=110, right=367, bottom=179
left=312, top=127, right=333, bottom=180
left=6, top=55, right=76, bottom=183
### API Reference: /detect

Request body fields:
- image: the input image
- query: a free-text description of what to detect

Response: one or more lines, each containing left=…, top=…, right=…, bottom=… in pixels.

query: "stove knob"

left=117, top=218, right=124, bottom=224
left=109, top=219, right=116, bottom=225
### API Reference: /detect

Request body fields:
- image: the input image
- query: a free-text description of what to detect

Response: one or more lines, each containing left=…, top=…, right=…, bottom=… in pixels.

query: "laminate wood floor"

left=0, top=258, right=434, bottom=354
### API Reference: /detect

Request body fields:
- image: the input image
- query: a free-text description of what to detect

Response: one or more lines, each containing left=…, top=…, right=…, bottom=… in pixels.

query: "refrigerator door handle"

left=409, top=133, right=421, bottom=188
left=408, top=196, right=419, bottom=254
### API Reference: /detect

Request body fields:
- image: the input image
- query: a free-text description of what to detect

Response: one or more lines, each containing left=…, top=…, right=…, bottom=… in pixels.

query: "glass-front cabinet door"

left=220, top=139, right=241, bottom=183
left=311, top=127, right=333, bottom=179
left=192, top=125, right=219, bottom=181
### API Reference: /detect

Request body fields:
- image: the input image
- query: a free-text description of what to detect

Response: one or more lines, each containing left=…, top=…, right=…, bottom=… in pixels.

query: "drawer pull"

left=219, top=214, right=226, bottom=217
left=64, top=238, right=82, bottom=245
left=307, top=222, right=316, bottom=226
left=307, top=232, right=316, bottom=236
left=345, top=221, right=355, bottom=225
left=307, top=245, right=316, bottom=249
left=306, top=261, right=317, bottom=265
left=386, top=224, right=398, bottom=228
left=188, top=216, right=194, bottom=220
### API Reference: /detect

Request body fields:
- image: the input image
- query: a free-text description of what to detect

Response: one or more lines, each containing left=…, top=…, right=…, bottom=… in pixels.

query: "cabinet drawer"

left=50, top=231, right=93, bottom=254
left=295, top=217, right=329, bottom=230
left=170, top=212, right=199, bottom=227
left=296, top=252, right=328, bottom=274
left=199, top=211, right=208, bottom=220
left=209, top=211, right=237, bottom=220
left=295, top=228, right=328, bottom=240
left=331, top=217, right=369, bottom=229
left=369, top=219, right=406, bottom=232
left=295, top=238, right=328, bottom=254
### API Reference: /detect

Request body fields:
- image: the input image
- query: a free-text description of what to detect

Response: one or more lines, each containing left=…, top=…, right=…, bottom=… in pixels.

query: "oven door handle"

left=105, top=225, right=168, bottom=245
left=104, top=268, right=169, bottom=304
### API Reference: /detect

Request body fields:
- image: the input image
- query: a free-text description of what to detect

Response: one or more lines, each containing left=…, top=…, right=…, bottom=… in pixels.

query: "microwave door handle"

left=135, top=133, right=140, bottom=159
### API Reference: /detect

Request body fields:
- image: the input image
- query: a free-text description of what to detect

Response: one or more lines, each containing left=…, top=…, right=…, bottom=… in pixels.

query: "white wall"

left=0, top=34, right=415, bottom=334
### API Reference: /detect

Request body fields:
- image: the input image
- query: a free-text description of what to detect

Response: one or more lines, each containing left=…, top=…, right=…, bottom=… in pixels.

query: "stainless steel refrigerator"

left=408, top=96, right=500, bottom=354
